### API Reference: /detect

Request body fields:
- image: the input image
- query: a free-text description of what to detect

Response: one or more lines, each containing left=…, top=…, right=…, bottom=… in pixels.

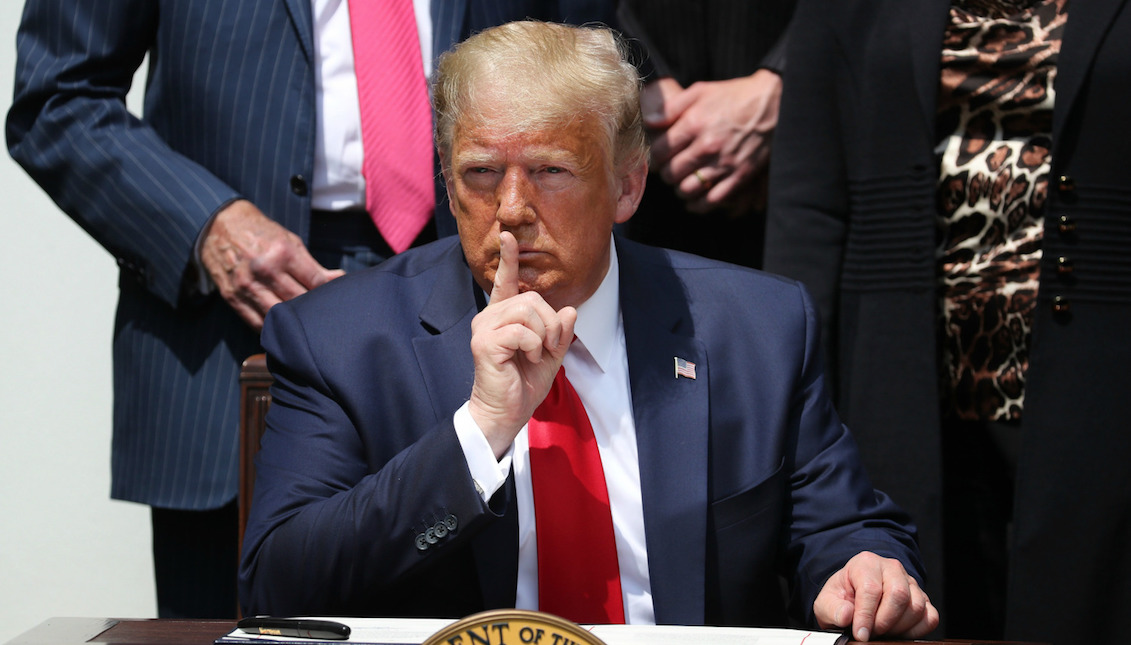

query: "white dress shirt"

left=310, top=0, right=432, bottom=210
left=454, top=241, right=657, bottom=624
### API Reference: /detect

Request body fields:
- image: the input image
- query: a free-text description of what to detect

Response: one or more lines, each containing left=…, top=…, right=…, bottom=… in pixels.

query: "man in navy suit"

left=240, top=21, right=938, bottom=639
left=6, top=0, right=615, bottom=618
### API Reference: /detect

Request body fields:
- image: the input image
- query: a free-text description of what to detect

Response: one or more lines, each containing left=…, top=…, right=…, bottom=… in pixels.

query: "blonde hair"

left=432, top=21, right=647, bottom=173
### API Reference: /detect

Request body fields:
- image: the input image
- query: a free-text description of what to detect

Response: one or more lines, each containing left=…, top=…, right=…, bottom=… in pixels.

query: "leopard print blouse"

left=934, top=0, right=1067, bottom=421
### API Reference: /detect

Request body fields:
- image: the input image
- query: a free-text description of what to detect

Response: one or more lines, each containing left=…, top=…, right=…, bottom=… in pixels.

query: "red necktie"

left=349, top=0, right=434, bottom=254
left=528, top=367, right=626, bottom=624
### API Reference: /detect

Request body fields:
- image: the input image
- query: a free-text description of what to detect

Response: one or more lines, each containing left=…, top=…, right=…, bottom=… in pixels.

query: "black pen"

left=237, top=616, right=351, bottom=640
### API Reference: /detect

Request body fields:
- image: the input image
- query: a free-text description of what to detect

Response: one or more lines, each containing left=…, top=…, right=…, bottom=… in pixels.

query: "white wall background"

left=0, top=3, right=157, bottom=642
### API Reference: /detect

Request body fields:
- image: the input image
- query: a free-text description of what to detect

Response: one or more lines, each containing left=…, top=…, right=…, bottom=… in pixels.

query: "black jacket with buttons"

left=765, top=0, right=1131, bottom=644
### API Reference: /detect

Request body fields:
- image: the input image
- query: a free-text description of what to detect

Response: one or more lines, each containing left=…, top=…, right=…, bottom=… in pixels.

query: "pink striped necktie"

left=348, top=0, right=434, bottom=254
left=528, top=367, right=626, bottom=624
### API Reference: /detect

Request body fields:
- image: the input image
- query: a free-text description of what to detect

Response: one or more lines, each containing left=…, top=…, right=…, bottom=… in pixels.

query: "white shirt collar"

left=569, top=236, right=621, bottom=374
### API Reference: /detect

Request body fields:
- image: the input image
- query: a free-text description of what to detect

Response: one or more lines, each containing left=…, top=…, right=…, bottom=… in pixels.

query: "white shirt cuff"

left=453, top=401, right=513, bottom=502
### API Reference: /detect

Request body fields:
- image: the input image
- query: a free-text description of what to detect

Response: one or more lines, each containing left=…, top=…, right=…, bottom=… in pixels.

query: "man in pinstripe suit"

left=6, top=0, right=615, bottom=619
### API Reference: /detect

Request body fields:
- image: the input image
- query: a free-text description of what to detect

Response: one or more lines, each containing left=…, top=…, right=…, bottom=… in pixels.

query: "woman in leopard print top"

left=767, top=0, right=1131, bottom=642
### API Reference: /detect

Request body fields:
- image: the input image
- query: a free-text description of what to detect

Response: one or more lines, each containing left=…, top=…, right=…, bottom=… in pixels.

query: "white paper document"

left=217, top=617, right=848, bottom=645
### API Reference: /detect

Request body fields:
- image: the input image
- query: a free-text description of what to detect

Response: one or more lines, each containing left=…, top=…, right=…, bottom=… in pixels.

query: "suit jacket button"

left=290, top=174, right=309, bottom=196
left=425, top=526, right=439, bottom=545
left=1057, top=215, right=1076, bottom=234
left=1056, top=256, right=1074, bottom=274
left=434, top=521, right=448, bottom=539
left=415, top=533, right=429, bottom=551
left=1052, top=296, right=1070, bottom=314
left=444, top=513, right=458, bottom=531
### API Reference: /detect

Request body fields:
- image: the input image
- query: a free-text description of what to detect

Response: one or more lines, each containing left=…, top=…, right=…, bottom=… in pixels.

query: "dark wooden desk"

left=6, top=618, right=233, bottom=645
left=5, top=618, right=1040, bottom=645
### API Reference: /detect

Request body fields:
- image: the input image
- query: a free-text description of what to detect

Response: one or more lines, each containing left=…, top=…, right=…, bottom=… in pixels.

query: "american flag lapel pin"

left=674, top=356, right=696, bottom=380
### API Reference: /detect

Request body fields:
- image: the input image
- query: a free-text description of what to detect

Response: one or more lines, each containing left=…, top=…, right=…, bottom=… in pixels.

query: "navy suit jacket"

left=239, top=235, right=922, bottom=626
left=6, top=0, right=616, bottom=510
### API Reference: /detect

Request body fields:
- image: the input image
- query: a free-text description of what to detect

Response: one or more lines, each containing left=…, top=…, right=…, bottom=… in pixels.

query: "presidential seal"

left=422, top=609, right=607, bottom=645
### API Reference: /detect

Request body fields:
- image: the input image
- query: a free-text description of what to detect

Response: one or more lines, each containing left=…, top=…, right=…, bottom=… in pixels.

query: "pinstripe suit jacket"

left=6, top=0, right=616, bottom=510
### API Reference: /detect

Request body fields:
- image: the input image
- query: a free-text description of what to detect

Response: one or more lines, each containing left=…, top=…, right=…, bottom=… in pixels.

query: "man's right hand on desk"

left=814, top=551, right=940, bottom=641
left=201, top=199, right=344, bottom=331
left=468, top=231, right=576, bottom=458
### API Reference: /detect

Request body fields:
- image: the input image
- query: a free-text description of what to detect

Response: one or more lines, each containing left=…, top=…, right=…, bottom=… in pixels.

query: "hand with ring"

left=693, top=169, right=713, bottom=190
left=641, top=70, right=783, bottom=214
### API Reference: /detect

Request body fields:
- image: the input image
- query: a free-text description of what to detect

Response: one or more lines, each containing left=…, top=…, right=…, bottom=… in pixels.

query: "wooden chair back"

left=238, top=353, right=272, bottom=553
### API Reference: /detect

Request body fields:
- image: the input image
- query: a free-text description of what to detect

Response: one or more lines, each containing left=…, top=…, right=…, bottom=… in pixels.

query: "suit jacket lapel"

left=1054, top=0, right=1128, bottom=141
left=282, top=0, right=314, bottom=63
left=901, top=0, right=1123, bottom=144
left=905, top=0, right=951, bottom=136
left=617, top=239, right=709, bottom=625
left=413, top=242, right=480, bottom=417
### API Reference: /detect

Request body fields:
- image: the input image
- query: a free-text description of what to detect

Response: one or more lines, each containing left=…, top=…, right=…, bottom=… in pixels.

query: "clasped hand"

left=642, top=69, right=781, bottom=214
left=468, top=231, right=577, bottom=458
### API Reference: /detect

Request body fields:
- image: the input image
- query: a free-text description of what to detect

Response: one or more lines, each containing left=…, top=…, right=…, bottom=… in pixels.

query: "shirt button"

left=1056, top=215, right=1076, bottom=235
left=1057, top=175, right=1076, bottom=193
left=1052, top=296, right=1071, bottom=314
left=1056, top=256, right=1075, bottom=274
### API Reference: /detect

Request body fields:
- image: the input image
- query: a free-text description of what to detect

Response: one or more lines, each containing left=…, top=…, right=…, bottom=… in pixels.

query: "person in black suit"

left=766, top=0, right=1131, bottom=641
left=6, top=0, right=615, bottom=618
left=617, top=0, right=794, bottom=268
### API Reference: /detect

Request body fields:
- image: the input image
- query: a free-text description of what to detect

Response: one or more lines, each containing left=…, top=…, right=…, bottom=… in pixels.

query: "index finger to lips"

left=491, top=231, right=520, bottom=302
